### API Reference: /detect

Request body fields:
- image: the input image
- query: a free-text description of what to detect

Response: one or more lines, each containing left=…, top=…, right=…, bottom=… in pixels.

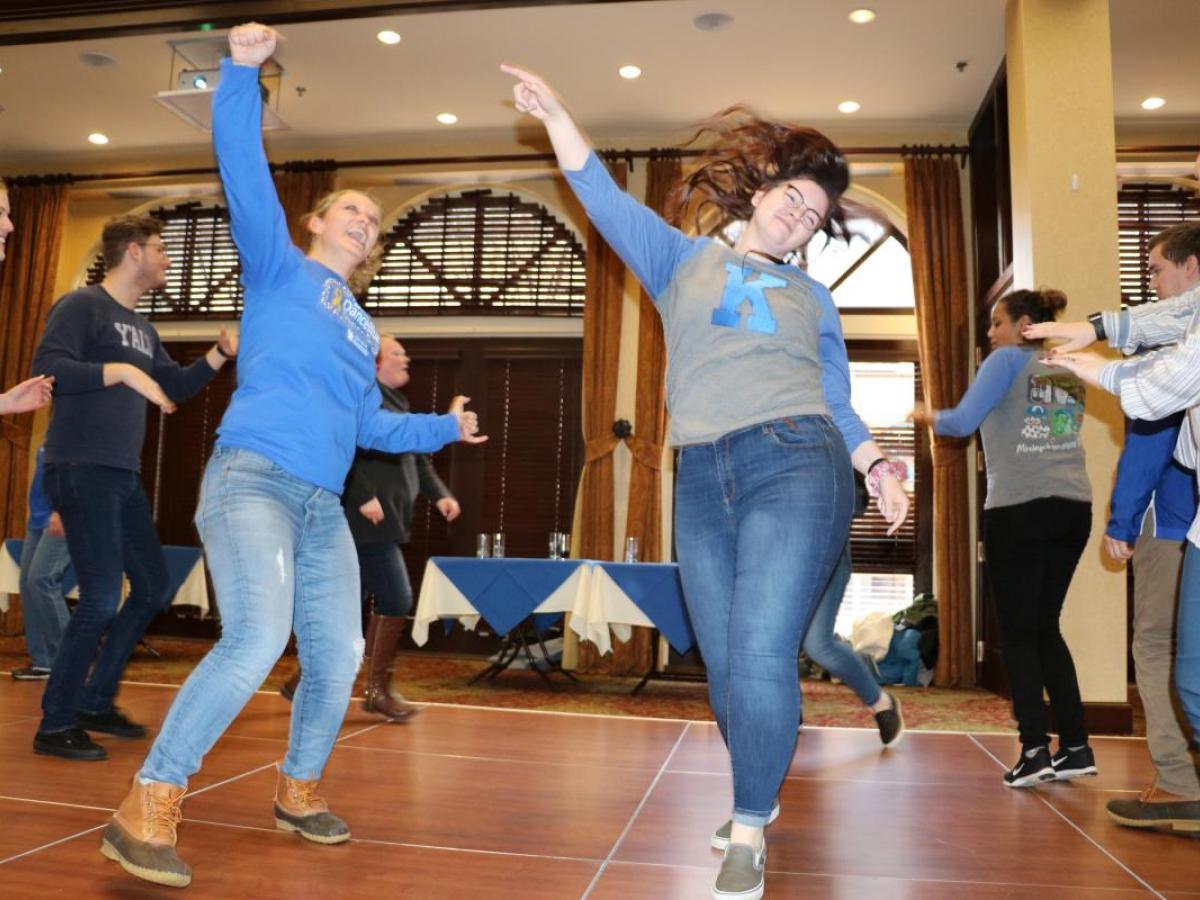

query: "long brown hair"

left=301, top=189, right=385, bottom=296
left=668, top=106, right=850, bottom=242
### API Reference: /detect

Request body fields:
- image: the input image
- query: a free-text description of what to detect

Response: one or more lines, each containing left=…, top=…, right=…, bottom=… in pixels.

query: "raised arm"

left=502, top=64, right=693, bottom=300
left=916, top=346, right=1026, bottom=437
left=214, top=23, right=298, bottom=290
left=150, top=328, right=236, bottom=403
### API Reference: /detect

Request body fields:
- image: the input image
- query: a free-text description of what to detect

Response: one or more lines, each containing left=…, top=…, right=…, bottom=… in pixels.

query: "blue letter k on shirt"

left=711, top=264, right=785, bottom=335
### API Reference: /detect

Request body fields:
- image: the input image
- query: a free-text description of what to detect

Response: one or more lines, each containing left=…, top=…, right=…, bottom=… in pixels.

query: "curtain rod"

left=28, top=145, right=966, bottom=186
left=15, top=143, right=1195, bottom=186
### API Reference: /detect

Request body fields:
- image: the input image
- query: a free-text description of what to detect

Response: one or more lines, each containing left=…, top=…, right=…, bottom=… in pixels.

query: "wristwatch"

left=1086, top=312, right=1106, bottom=342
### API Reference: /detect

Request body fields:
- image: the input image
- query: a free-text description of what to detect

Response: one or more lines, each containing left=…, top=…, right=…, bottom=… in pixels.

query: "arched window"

left=365, top=189, right=586, bottom=316
left=805, top=205, right=914, bottom=309
left=86, top=202, right=243, bottom=320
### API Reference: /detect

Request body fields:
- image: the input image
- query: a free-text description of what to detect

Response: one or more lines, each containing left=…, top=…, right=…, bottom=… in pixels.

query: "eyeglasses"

left=138, top=240, right=168, bottom=254
left=781, top=185, right=825, bottom=231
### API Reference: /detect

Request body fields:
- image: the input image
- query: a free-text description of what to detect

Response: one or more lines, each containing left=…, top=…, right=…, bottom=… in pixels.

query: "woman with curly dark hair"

left=503, top=64, right=908, bottom=900
left=914, top=288, right=1095, bottom=789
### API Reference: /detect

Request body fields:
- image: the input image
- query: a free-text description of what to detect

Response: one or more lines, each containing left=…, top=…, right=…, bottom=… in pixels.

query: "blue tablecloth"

left=3, top=539, right=202, bottom=607
left=426, top=557, right=694, bottom=653
left=596, top=562, right=694, bottom=654
left=432, top=558, right=578, bottom=636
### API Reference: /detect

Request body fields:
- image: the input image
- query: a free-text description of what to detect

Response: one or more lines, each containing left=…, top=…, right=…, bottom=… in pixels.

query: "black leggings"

left=984, top=496, right=1091, bottom=750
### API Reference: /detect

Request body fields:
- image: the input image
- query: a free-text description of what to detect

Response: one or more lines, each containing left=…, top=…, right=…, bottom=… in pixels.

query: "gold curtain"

left=573, top=160, right=627, bottom=673
left=904, top=155, right=974, bottom=688
left=0, top=177, right=72, bottom=634
left=273, top=160, right=338, bottom=249
left=604, top=152, right=682, bottom=675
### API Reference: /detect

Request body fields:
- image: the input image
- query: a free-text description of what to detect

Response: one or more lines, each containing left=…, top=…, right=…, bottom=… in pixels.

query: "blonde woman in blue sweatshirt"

left=101, top=23, right=485, bottom=889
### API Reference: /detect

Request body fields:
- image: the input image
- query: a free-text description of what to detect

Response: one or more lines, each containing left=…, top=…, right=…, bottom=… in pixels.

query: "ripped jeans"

left=140, top=446, right=362, bottom=787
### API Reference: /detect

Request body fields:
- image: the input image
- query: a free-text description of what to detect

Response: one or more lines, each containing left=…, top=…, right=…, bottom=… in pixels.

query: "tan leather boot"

left=362, top=612, right=419, bottom=721
left=273, top=767, right=350, bottom=844
left=100, top=776, right=190, bottom=887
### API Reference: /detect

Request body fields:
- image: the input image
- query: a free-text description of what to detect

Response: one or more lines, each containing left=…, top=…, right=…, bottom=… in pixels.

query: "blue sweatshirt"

left=33, top=285, right=217, bottom=470
left=212, top=60, right=459, bottom=493
left=1107, top=413, right=1197, bottom=544
left=27, top=446, right=52, bottom=531
left=564, top=153, right=870, bottom=452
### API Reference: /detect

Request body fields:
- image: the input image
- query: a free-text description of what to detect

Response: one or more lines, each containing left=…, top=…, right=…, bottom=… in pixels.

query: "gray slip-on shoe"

left=712, top=842, right=766, bottom=899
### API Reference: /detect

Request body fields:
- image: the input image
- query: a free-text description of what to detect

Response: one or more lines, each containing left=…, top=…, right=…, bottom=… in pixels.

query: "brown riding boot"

left=273, top=766, right=350, bottom=844
left=100, top=776, right=191, bottom=888
left=362, top=612, right=419, bottom=721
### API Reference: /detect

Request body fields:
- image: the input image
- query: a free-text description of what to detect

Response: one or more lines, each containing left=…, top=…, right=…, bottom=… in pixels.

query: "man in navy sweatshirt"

left=30, top=215, right=235, bottom=761
left=1104, top=223, right=1200, bottom=827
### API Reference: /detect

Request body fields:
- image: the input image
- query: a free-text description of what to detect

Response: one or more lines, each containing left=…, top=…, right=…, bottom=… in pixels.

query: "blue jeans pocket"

left=763, top=416, right=829, bottom=448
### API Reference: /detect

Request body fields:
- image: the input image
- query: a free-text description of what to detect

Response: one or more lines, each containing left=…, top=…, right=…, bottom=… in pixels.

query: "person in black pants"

left=281, top=336, right=460, bottom=719
left=30, top=215, right=235, bottom=760
left=915, top=287, right=1095, bottom=787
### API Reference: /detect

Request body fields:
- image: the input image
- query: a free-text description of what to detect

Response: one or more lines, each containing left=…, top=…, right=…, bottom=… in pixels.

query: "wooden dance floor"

left=0, top=678, right=1195, bottom=898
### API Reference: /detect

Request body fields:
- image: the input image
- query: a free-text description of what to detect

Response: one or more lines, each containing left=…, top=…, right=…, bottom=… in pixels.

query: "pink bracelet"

left=866, top=459, right=908, bottom=498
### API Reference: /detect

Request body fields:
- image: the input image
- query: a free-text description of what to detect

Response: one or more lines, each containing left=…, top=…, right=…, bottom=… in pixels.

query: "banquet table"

left=0, top=539, right=210, bottom=616
left=413, top=557, right=694, bottom=658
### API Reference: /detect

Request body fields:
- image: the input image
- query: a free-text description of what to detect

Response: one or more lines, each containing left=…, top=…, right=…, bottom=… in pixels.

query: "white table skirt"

left=413, top=559, right=660, bottom=656
left=0, top=542, right=210, bottom=617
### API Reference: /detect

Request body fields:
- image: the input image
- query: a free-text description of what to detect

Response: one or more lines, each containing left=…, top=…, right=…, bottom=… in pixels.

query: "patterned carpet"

left=0, top=635, right=1021, bottom=732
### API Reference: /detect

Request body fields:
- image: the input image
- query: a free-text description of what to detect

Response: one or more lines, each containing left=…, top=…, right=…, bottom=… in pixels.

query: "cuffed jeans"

left=1175, top=543, right=1200, bottom=758
left=18, top=526, right=72, bottom=670
left=802, top=544, right=882, bottom=708
left=984, top=496, right=1091, bottom=750
left=140, top=447, right=362, bottom=787
left=675, top=417, right=852, bottom=827
left=39, top=463, right=170, bottom=733
left=356, top=541, right=413, bottom=617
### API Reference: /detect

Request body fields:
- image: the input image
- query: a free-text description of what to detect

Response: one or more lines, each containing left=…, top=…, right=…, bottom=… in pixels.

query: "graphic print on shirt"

left=112, top=323, right=153, bottom=358
left=710, top=263, right=786, bottom=335
left=319, top=278, right=380, bottom=358
left=1019, top=371, right=1084, bottom=455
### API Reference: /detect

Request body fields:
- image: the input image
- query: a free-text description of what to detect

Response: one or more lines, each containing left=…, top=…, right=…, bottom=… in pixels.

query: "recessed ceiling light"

left=1141, top=96, right=1166, bottom=110
left=838, top=100, right=861, bottom=114
left=436, top=112, right=458, bottom=125
left=377, top=30, right=401, bottom=45
left=88, top=132, right=110, bottom=145
left=693, top=12, right=734, bottom=32
left=849, top=9, right=877, bottom=24
left=618, top=65, right=642, bottom=80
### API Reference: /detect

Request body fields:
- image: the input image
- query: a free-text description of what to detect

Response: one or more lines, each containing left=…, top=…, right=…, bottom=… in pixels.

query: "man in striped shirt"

left=1026, top=220, right=1200, bottom=833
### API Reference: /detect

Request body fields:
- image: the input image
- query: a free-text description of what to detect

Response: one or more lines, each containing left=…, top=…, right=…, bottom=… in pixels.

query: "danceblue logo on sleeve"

left=710, top=264, right=784, bottom=335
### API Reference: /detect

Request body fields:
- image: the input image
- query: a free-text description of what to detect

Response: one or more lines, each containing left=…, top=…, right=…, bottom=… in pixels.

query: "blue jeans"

left=802, top=544, right=881, bottom=708
left=1174, top=543, right=1200, bottom=743
left=356, top=541, right=413, bottom=617
left=675, top=417, right=853, bottom=827
left=19, top=527, right=72, bottom=670
left=140, top=447, right=362, bottom=787
left=40, top=463, right=170, bottom=733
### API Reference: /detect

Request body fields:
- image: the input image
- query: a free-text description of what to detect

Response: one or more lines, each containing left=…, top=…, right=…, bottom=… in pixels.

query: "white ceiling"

left=0, top=0, right=1194, bottom=173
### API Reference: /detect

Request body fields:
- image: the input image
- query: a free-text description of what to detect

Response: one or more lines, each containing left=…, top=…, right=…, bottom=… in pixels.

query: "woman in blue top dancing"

left=101, top=23, right=485, bottom=889
left=503, top=64, right=908, bottom=900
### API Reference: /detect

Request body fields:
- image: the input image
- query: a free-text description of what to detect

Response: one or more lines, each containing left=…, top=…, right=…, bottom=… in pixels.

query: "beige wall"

left=1007, top=0, right=1126, bottom=706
